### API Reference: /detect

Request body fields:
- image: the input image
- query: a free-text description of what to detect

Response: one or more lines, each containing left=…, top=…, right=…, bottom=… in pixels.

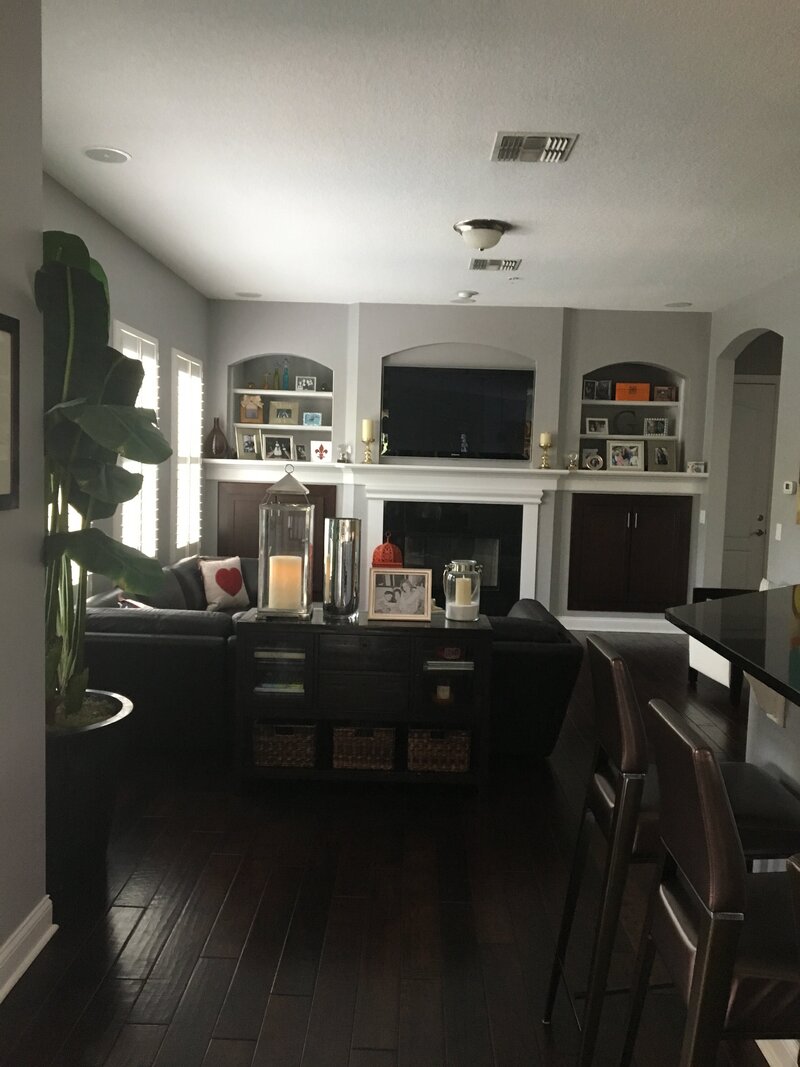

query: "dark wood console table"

left=235, top=607, right=492, bottom=787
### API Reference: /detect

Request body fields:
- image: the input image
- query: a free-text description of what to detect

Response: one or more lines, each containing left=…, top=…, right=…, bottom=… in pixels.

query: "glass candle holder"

left=443, top=559, right=482, bottom=622
left=257, top=467, right=315, bottom=619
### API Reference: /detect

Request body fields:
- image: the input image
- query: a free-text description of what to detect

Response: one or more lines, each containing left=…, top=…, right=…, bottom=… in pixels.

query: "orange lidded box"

left=614, top=382, right=650, bottom=401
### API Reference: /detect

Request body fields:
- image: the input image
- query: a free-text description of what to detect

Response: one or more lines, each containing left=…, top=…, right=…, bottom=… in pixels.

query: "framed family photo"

left=295, top=375, right=317, bottom=391
left=294, top=442, right=308, bottom=461
left=261, top=433, right=293, bottom=460
left=607, top=439, right=644, bottom=468
left=268, top=400, right=299, bottom=424
left=302, top=411, right=322, bottom=427
left=647, top=440, right=677, bottom=471
left=643, top=417, right=669, bottom=436
left=235, top=426, right=261, bottom=459
left=368, top=567, right=432, bottom=621
left=585, top=417, right=609, bottom=435
left=0, top=313, right=19, bottom=510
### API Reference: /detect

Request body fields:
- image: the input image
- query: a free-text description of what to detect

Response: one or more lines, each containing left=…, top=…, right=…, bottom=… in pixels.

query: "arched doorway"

left=720, top=330, right=783, bottom=587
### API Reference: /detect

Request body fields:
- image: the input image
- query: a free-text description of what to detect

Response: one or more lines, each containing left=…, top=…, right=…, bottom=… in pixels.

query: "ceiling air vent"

left=469, top=258, right=522, bottom=272
left=491, top=132, right=578, bottom=163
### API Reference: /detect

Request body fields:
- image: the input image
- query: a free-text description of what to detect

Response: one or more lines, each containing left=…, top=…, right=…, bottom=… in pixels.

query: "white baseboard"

left=758, top=1039, right=799, bottom=1067
left=0, top=896, right=57, bottom=1004
left=558, top=615, right=682, bottom=634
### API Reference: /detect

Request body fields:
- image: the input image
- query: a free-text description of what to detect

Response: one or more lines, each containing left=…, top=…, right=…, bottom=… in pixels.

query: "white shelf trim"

left=234, top=422, right=332, bottom=431
left=233, top=389, right=333, bottom=399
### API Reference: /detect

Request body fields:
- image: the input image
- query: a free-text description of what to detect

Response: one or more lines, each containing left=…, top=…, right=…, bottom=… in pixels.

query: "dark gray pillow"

left=488, top=616, right=563, bottom=643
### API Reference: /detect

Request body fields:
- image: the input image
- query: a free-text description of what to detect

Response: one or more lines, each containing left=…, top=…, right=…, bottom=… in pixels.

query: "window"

left=113, top=323, right=159, bottom=558
left=172, top=350, right=203, bottom=556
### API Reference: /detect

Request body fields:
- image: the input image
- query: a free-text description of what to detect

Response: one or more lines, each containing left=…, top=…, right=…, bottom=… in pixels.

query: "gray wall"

left=0, top=0, right=48, bottom=972
left=705, top=271, right=800, bottom=584
left=43, top=177, right=209, bottom=564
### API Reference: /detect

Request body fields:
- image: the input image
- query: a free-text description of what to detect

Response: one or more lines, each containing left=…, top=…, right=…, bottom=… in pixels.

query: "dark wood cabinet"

left=235, top=610, right=492, bottom=786
left=568, top=494, right=691, bottom=612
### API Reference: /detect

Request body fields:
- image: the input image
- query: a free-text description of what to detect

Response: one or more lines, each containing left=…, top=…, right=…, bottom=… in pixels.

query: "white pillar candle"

left=268, top=555, right=303, bottom=610
left=454, top=576, right=472, bottom=606
left=539, top=431, right=552, bottom=448
left=361, top=418, right=375, bottom=442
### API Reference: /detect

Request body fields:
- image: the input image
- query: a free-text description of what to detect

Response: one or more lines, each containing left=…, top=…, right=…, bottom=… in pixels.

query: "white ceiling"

left=42, top=0, right=800, bottom=310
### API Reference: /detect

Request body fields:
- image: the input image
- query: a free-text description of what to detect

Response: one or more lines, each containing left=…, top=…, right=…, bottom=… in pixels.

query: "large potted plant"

left=36, top=231, right=172, bottom=902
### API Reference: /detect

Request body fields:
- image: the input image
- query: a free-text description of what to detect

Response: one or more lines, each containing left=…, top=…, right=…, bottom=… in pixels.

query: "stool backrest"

left=587, top=635, right=649, bottom=775
left=647, top=699, right=746, bottom=913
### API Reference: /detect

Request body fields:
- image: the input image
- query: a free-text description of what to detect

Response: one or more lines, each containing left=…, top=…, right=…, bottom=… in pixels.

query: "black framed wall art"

left=0, top=313, right=20, bottom=510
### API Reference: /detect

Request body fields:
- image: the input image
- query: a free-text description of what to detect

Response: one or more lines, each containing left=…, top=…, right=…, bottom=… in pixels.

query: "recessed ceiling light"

left=664, top=301, right=693, bottom=308
left=84, top=146, right=131, bottom=164
left=235, top=291, right=262, bottom=299
left=451, top=290, right=478, bottom=304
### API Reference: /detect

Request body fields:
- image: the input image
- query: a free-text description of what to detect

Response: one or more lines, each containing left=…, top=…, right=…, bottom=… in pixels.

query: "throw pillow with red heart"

left=199, top=556, right=249, bottom=612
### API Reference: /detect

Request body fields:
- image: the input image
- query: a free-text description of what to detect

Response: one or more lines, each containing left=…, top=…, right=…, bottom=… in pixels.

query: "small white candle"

left=361, top=418, right=375, bottom=443
left=539, top=431, right=552, bottom=448
left=268, top=555, right=303, bottom=610
left=454, top=576, right=472, bottom=606
left=436, top=684, right=451, bottom=702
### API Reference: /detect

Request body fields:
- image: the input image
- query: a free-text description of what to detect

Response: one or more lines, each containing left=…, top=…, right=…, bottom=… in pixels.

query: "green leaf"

left=58, top=403, right=172, bottom=464
left=98, top=347, right=144, bottom=407
left=71, top=461, right=143, bottom=504
left=45, top=528, right=166, bottom=595
left=43, top=231, right=91, bottom=270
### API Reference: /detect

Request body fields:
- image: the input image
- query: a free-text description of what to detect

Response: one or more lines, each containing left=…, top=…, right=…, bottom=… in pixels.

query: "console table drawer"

left=318, top=634, right=411, bottom=672
left=318, top=671, right=408, bottom=715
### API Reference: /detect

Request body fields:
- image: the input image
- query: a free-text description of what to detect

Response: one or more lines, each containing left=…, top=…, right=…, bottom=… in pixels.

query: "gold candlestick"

left=361, top=418, right=375, bottom=464
left=538, top=431, right=553, bottom=469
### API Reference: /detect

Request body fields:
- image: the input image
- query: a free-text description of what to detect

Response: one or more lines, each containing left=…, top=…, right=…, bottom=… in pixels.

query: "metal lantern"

left=443, top=559, right=482, bottom=622
left=257, top=466, right=315, bottom=619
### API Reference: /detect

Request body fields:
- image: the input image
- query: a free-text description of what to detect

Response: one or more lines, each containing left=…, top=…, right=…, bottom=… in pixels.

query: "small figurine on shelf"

left=282, top=358, right=289, bottom=390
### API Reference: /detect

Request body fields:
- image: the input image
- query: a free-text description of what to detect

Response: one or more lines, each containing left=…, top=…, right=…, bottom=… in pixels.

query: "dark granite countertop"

left=667, top=586, right=800, bottom=705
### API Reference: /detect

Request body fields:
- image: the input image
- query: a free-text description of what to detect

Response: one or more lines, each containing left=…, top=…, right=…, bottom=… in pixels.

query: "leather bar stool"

left=543, top=635, right=800, bottom=1067
left=620, top=700, right=800, bottom=1067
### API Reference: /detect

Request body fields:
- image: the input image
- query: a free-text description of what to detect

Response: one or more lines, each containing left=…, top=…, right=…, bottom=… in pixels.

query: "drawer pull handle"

left=423, top=661, right=475, bottom=672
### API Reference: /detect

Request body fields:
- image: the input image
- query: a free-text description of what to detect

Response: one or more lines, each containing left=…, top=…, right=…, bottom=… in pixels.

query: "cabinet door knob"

left=753, top=528, right=766, bottom=537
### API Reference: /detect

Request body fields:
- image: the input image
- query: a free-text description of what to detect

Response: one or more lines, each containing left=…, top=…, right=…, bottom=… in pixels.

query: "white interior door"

left=721, top=379, right=779, bottom=588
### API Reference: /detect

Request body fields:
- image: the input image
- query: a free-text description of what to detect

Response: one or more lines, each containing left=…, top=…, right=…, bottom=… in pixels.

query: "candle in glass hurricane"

left=268, top=555, right=303, bottom=610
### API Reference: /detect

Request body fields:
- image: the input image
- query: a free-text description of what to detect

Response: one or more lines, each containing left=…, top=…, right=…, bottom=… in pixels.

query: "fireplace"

left=382, top=501, right=523, bottom=614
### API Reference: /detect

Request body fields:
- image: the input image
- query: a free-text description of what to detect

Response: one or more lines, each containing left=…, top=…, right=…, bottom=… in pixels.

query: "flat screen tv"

left=381, top=366, right=533, bottom=460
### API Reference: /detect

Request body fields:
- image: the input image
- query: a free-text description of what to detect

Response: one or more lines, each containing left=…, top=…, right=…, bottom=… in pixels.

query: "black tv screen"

left=381, top=366, right=533, bottom=460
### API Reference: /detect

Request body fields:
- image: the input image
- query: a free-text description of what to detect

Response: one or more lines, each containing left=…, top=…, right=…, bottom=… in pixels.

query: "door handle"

left=634, top=512, right=639, bottom=529
left=753, top=529, right=766, bottom=537
left=626, top=511, right=631, bottom=529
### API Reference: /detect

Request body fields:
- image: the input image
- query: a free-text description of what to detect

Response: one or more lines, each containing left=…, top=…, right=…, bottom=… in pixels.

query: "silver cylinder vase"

left=322, top=517, right=361, bottom=621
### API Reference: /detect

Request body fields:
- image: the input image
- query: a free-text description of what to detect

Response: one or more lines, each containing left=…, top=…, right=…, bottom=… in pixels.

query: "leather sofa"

left=86, top=556, right=582, bottom=759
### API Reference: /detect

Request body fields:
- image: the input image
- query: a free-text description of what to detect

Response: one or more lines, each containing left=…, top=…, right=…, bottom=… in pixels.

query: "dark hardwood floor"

left=0, top=634, right=772, bottom=1066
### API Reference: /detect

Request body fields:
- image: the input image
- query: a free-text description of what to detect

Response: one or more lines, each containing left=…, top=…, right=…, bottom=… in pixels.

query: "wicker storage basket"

left=407, top=728, right=471, bottom=773
left=333, top=726, right=395, bottom=770
left=253, top=723, right=316, bottom=768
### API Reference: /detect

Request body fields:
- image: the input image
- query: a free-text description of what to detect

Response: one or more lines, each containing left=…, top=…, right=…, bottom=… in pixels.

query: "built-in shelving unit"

left=579, top=363, right=685, bottom=472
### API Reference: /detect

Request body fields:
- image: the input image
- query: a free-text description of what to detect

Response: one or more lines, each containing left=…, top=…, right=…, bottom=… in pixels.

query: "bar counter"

left=667, top=585, right=800, bottom=706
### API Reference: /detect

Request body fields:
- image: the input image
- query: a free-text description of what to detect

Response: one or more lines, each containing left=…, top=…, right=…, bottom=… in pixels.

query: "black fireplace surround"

left=382, top=500, right=523, bottom=615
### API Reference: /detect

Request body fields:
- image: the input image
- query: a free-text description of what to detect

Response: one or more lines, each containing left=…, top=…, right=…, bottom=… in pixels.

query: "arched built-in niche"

left=578, top=361, right=686, bottom=471
left=227, top=353, right=334, bottom=461
left=380, top=342, right=535, bottom=462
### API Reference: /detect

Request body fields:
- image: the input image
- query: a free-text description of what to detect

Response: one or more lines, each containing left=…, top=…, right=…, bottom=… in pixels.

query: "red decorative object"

left=372, top=532, right=403, bottom=568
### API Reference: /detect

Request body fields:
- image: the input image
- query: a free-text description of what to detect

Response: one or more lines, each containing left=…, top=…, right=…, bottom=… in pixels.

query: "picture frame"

left=294, top=442, right=308, bottom=462
left=368, top=567, right=432, bottom=622
left=260, top=432, right=294, bottom=460
left=582, top=379, right=597, bottom=400
left=239, top=394, right=264, bottom=424
left=235, top=426, right=262, bottom=459
left=581, top=448, right=603, bottom=470
left=647, top=440, right=677, bottom=472
left=595, top=380, right=613, bottom=400
left=0, top=313, right=20, bottom=511
left=302, top=411, right=323, bottom=427
left=653, top=385, right=677, bottom=402
left=686, top=460, right=706, bottom=473
left=585, top=417, right=609, bottom=435
left=295, top=375, right=317, bottom=391
left=607, top=439, right=644, bottom=469
left=643, top=417, right=669, bottom=436
left=268, top=400, right=299, bottom=424
left=310, top=439, right=332, bottom=463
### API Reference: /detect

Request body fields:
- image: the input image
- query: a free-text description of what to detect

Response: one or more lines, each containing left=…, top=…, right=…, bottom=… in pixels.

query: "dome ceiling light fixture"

left=451, top=290, right=479, bottom=304
left=83, top=146, right=131, bottom=164
left=453, top=219, right=511, bottom=251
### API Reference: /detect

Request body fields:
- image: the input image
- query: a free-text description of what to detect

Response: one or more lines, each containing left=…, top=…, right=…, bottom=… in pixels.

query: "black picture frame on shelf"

left=582, top=379, right=597, bottom=400
left=595, top=380, right=613, bottom=400
left=0, top=313, right=19, bottom=511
